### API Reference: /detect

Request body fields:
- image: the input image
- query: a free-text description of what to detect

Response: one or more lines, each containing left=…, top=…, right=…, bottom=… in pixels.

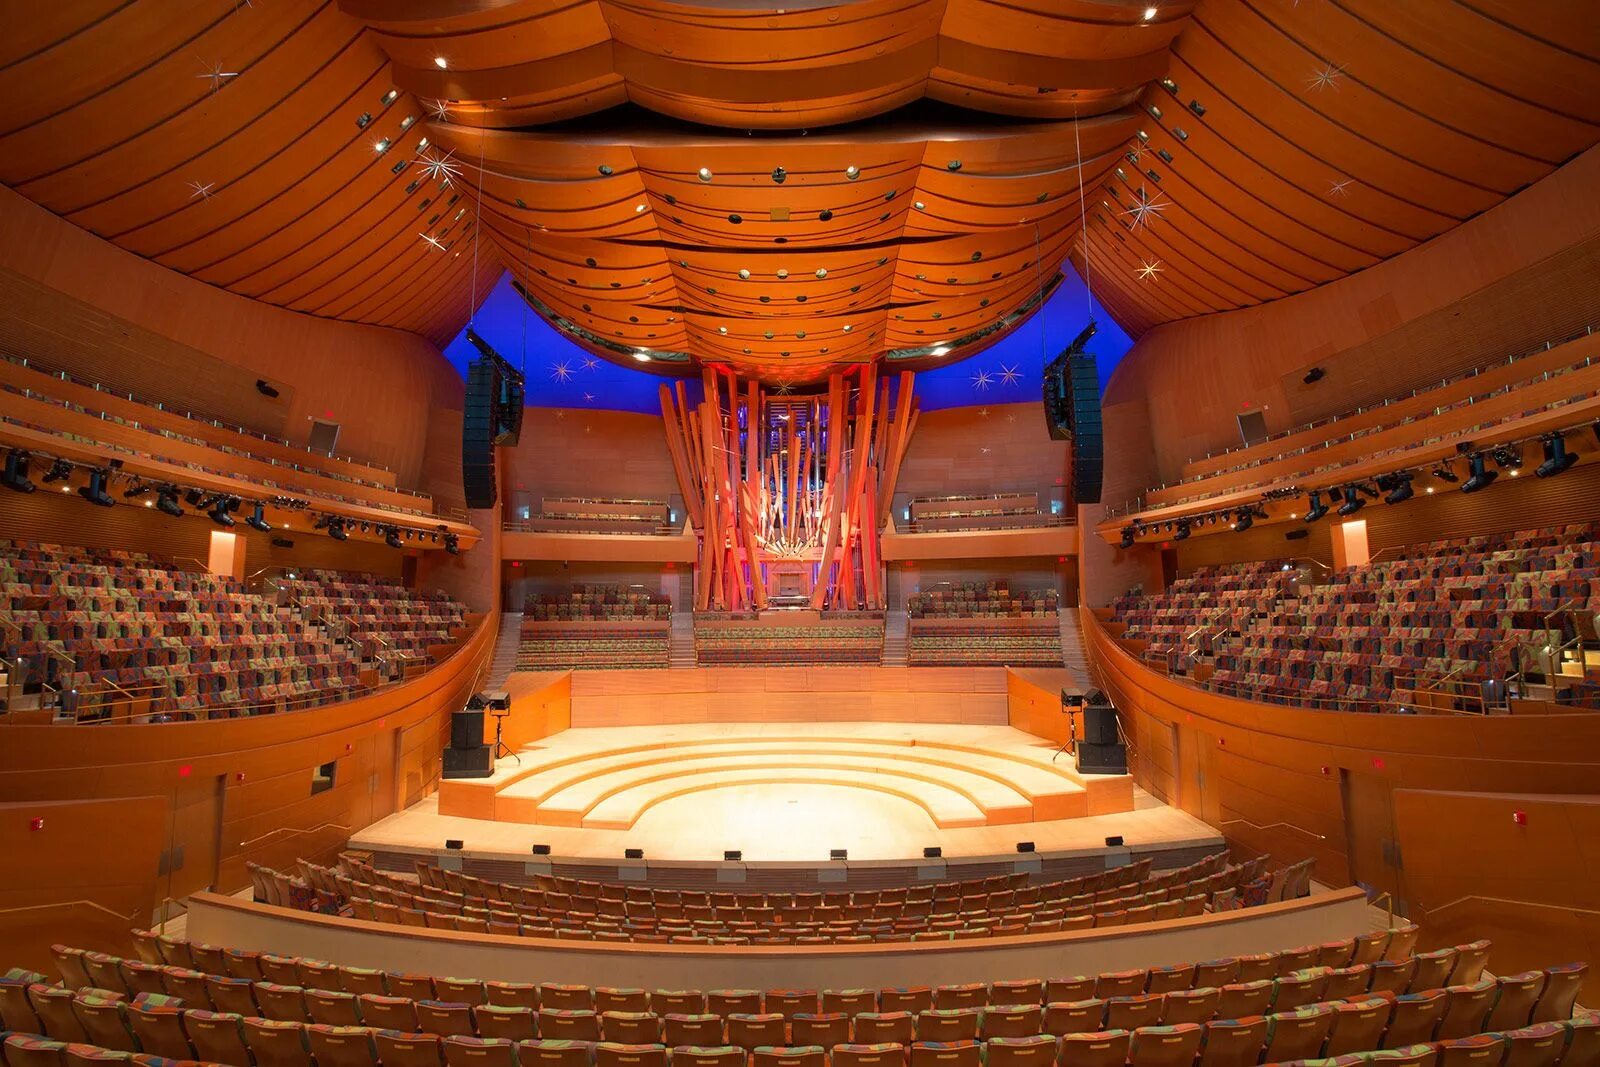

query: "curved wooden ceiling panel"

left=1073, top=0, right=1600, bottom=335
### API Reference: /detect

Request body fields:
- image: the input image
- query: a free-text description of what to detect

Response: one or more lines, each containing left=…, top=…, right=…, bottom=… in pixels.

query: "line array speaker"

left=1041, top=324, right=1104, bottom=505
left=462, top=358, right=499, bottom=510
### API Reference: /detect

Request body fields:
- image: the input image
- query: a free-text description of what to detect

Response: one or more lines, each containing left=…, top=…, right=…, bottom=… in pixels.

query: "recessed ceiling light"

left=845, top=166, right=860, bottom=180
left=776, top=269, right=788, bottom=279
left=738, top=269, right=751, bottom=279
left=698, top=167, right=713, bottom=182
left=815, top=268, right=826, bottom=278
left=635, top=203, right=647, bottom=213
left=1142, top=5, right=1158, bottom=21
left=718, top=326, right=728, bottom=334
left=433, top=56, right=448, bottom=69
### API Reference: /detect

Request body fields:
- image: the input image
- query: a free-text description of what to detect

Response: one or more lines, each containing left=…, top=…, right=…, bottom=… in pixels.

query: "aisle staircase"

left=881, top=610, right=909, bottom=667
left=485, top=612, right=523, bottom=689
left=668, top=612, right=698, bottom=668
left=1059, top=608, right=1092, bottom=682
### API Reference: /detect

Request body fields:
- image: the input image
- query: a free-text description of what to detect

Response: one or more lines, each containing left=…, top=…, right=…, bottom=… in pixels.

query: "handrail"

left=1422, top=892, right=1600, bottom=920
left=237, top=821, right=352, bottom=850
left=1218, top=818, right=1328, bottom=842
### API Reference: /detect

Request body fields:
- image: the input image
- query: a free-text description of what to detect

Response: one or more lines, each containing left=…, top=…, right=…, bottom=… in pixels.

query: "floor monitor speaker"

left=1083, top=704, right=1119, bottom=746
left=443, top=745, right=492, bottom=778
left=1076, top=741, right=1127, bottom=775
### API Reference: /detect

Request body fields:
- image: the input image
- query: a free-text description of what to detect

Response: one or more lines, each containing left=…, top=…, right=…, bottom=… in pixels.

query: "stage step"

left=668, top=612, right=697, bottom=668
left=880, top=609, right=909, bottom=667
left=486, top=612, right=524, bottom=689
left=1059, top=608, right=1091, bottom=679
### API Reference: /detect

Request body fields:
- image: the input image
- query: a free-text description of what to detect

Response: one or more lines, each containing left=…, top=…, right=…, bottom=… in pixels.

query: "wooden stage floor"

left=352, top=723, right=1221, bottom=869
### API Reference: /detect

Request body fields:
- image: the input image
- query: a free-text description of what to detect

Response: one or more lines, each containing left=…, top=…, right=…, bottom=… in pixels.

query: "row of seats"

left=523, top=588, right=671, bottom=622
left=907, top=584, right=1059, bottom=619
left=906, top=494, right=1061, bottom=533
left=692, top=624, right=884, bottom=666
left=0, top=544, right=465, bottom=718
left=906, top=630, right=1065, bottom=668
left=1108, top=525, right=1600, bottom=710
left=520, top=499, right=673, bottom=537
left=513, top=631, right=669, bottom=672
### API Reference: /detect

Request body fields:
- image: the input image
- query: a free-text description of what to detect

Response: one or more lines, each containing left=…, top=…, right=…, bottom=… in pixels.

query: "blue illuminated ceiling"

left=443, top=267, right=1131, bottom=415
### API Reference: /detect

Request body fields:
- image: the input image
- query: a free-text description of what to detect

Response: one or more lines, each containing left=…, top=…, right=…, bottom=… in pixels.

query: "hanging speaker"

left=1041, top=324, right=1103, bottom=505
left=462, top=357, right=499, bottom=509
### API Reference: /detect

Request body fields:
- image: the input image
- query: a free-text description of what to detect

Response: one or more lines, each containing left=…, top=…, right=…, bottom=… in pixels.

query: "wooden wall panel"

left=502, top=671, right=573, bottom=752
left=0, top=615, right=495, bottom=973
left=1175, top=520, right=1334, bottom=576
left=0, top=187, right=463, bottom=488
left=503, top=408, right=679, bottom=506
left=1083, top=607, right=1600, bottom=1001
left=895, top=401, right=1069, bottom=503
left=507, top=561, right=677, bottom=607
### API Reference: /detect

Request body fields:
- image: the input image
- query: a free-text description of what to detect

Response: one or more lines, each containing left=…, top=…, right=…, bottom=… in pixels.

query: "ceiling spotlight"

left=1119, top=527, right=1135, bottom=549
left=1536, top=433, right=1578, bottom=478
left=1142, top=4, right=1159, bottom=20
left=845, top=165, right=860, bottom=180
left=697, top=167, right=713, bottom=182
left=1336, top=485, right=1365, bottom=516
left=76, top=469, right=115, bottom=508
left=41, top=459, right=72, bottom=484
left=1492, top=446, right=1524, bottom=470
left=1304, top=491, right=1328, bottom=523
left=328, top=518, right=348, bottom=541
left=1233, top=508, right=1253, bottom=532
left=122, top=481, right=152, bottom=499
left=246, top=501, right=273, bottom=533
left=1432, top=461, right=1458, bottom=483
left=1383, top=472, right=1414, bottom=505
left=1173, top=520, right=1191, bottom=542
left=208, top=495, right=237, bottom=527
left=444, top=533, right=460, bottom=556
left=152, top=486, right=182, bottom=517
left=385, top=527, right=404, bottom=549
left=1461, top=453, right=1498, bottom=493
left=2, top=450, right=36, bottom=494
left=433, top=55, right=448, bottom=69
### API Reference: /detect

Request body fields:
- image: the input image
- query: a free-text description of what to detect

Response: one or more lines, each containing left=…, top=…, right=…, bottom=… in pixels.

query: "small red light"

left=1372, top=757, right=1385, bottom=770
left=1217, top=738, right=1225, bottom=747
left=178, top=764, right=192, bottom=777
left=235, top=772, right=246, bottom=783
left=29, top=818, right=44, bottom=832
left=345, top=743, right=352, bottom=752
left=1320, top=765, right=1330, bottom=775
left=1512, top=810, right=1528, bottom=826
left=511, top=561, right=522, bottom=568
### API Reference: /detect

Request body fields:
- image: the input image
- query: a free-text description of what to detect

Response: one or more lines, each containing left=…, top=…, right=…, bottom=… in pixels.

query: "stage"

left=351, top=719, right=1222, bottom=884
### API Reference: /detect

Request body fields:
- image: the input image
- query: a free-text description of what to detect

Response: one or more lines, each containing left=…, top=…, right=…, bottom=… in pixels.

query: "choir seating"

left=517, top=587, right=671, bottom=671
left=0, top=542, right=470, bottom=720
left=1107, top=524, right=1600, bottom=712
left=693, top=617, right=883, bottom=666
left=4, top=921, right=1590, bottom=1067
left=906, top=583, right=1062, bottom=667
left=514, top=499, right=675, bottom=537
left=905, top=494, right=1066, bottom=533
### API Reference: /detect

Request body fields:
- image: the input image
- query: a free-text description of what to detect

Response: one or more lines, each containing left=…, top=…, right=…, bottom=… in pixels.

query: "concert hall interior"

left=4, top=3, right=1600, bottom=1065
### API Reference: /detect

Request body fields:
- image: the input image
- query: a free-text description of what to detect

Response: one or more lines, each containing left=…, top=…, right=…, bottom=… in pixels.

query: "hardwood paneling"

left=503, top=408, right=679, bottom=506
left=895, top=402, right=1069, bottom=504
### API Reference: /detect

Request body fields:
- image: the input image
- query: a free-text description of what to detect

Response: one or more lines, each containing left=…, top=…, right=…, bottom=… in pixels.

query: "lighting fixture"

left=445, top=534, right=460, bottom=556
left=433, top=55, right=448, bottom=69
left=156, top=486, right=184, bottom=517
left=208, top=495, right=237, bottom=527
left=1119, top=527, right=1135, bottom=549
left=632, top=351, right=651, bottom=362
left=1460, top=453, right=1497, bottom=494
left=1233, top=508, right=1253, bottom=532
left=1304, top=491, right=1328, bottom=523
left=78, top=469, right=115, bottom=508
left=1336, top=485, right=1365, bottom=517
left=1173, top=520, right=1190, bottom=542
left=1383, top=472, right=1414, bottom=505
left=328, top=518, right=348, bottom=541
left=122, top=482, right=151, bottom=499
left=41, top=459, right=72, bottom=484
left=1431, top=462, right=1458, bottom=483
left=385, top=527, right=404, bottom=549
left=1492, top=446, right=1523, bottom=471
left=931, top=346, right=950, bottom=356
left=246, top=501, right=273, bottom=532
left=1536, top=433, right=1578, bottom=478
left=2, top=450, right=36, bottom=494
left=1143, top=5, right=1159, bottom=20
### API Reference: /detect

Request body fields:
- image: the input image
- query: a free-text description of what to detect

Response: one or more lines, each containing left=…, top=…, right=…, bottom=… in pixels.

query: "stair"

left=881, top=610, right=909, bottom=667
left=669, top=612, right=698, bottom=668
left=1058, top=608, right=1092, bottom=681
left=485, top=611, right=524, bottom=688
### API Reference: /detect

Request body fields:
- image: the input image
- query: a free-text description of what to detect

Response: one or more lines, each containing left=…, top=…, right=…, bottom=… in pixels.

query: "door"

left=308, top=418, right=341, bottom=454
left=1341, top=770, right=1409, bottom=912
left=1237, top=409, right=1268, bottom=447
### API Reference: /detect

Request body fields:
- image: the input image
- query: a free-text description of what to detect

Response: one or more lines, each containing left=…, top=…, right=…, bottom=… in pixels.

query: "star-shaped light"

left=583, top=392, right=596, bottom=402
left=971, top=372, right=993, bottom=393
left=195, top=59, right=238, bottom=92
left=1126, top=139, right=1149, bottom=164
left=186, top=180, right=215, bottom=201
left=979, top=447, right=992, bottom=455
left=999, top=364, right=1021, bottom=386
left=412, top=149, right=463, bottom=184
left=555, top=410, right=566, bottom=419
left=1137, top=259, right=1163, bottom=280
left=1005, top=412, right=1017, bottom=423
left=425, top=99, right=451, bottom=121
left=1328, top=176, right=1353, bottom=198
left=1123, top=188, right=1168, bottom=229
left=550, top=361, right=574, bottom=382
left=581, top=357, right=599, bottom=372
left=1307, top=62, right=1346, bottom=92
left=419, top=232, right=447, bottom=251
left=774, top=381, right=796, bottom=395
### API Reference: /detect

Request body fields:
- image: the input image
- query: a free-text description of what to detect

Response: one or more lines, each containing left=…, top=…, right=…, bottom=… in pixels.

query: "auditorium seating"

left=905, top=494, right=1067, bottom=533
left=5, top=922, right=1591, bottom=1067
left=0, top=355, right=443, bottom=519
left=694, top=617, right=884, bottom=666
left=1107, top=524, right=1600, bottom=712
left=0, top=542, right=470, bottom=720
left=511, top=499, right=675, bottom=536
left=906, top=583, right=1063, bottom=667
left=517, top=587, right=671, bottom=671
left=250, top=852, right=1301, bottom=945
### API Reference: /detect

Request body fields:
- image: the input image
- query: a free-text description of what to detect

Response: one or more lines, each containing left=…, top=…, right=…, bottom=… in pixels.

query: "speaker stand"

left=490, top=709, right=520, bottom=766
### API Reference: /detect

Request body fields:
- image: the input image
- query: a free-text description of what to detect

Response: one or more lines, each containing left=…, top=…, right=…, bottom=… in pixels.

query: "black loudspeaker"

left=1105, top=835, right=1125, bottom=847
left=1076, top=741, right=1128, bottom=775
left=1016, top=841, right=1036, bottom=853
left=1042, top=325, right=1104, bottom=505
left=450, top=709, right=485, bottom=749
left=923, top=846, right=942, bottom=859
left=724, top=850, right=743, bottom=862
left=531, top=844, right=552, bottom=855
left=442, top=745, right=491, bottom=778
left=1083, top=704, right=1119, bottom=746
left=445, top=839, right=464, bottom=850
left=462, top=357, right=499, bottom=510
left=625, top=848, right=644, bottom=860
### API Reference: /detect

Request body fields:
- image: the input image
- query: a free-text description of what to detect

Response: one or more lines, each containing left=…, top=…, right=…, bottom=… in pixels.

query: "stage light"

left=2, top=450, right=36, bottom=494
left=385, top=527, right=404, bottom=549
left=1233, top=508, right=1253, bottom=532
left=1119, top=526, right=1135, bottom=548
left=1384, top=472, right=1414, bottom=504
left=78, top=469, right=115, bottom=508
left=445, top=534, right=460, bottom=555
left=1431, top=461, right=1458, bottom=483
left=1461, top=452, right=1497, bottom=493
left=328, top=518, right=348, bottom=541
left=41, top=459, right=72, bottom=484
left=246, top=501, right=273, bottom=532
left=1536, top=433, right=1578, bottom=478
left=1354, top=482, right=1380, bottom=499
left=1304, top=491, right=1328, bottom=522
left=185, top=488, right=207, bottom=506
left=156, top=486, right=184, bottom=517
left=1173, top=520, right=1190, bottom=541
left=1492, top=445, right=1523, bottom=470
left=1336, top=485, right=1365, bottom=516
left=208, top=495, right=237, bottom=527
left=122, top=481, right=151, bottom=499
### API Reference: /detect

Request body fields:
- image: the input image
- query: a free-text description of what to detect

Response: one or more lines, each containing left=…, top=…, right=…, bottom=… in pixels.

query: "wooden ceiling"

left=4, top=1, right=1597, bottom=378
